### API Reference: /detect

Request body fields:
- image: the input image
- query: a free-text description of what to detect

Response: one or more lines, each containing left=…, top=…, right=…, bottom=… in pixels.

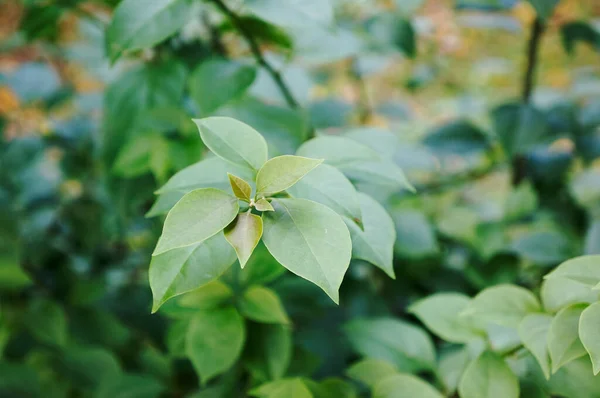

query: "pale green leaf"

left=409, top=293, right=484, bottom=343
left=287, top=163, right=361, bottom=222
left=228, top=173, right=252, bottom=202
left=373, top=374, right=443, bottom=398
left=156, top=157, right=254, bottom=195
left=545, top=255, right=600, bottom=287
left=106, top=0, right=192, bottom=62
left=458, top=351, right=519, bottom=398
left=153, top=188, right=239, bottom=255
left=194, top=117, right=268, bottom=172
left=250, top=378, right=312, bottom=398
left=255, top=198, right=275, bottom=212
left=548, top=304, right=587, bottom=373
left=344, top=318, right=436, bottom=373
left=262, top=198, right=351, bottom=303
left=344, top=193, right=395, bottom=277
left=150, top=233, right=236, bottom=312
left=463, top=284, right=541, bottom=328
left=579, top=302, right=600, bottom=375
left=186, top=307, right=245, bottom=384
left=438, top=347, right=470, bottom=394
left=190, top=59, right=256, bottom=115
left=541, top=277, right=599, bottom=313
left=246, top=0, right=334, bottom=28
left=224, top=212, right=263, bottom=268
left=256, top=155, right=323, bottom=196
left=518, top=313, right=552, bottom=379
left=346, top=359, right=397, bottom=388
left=240, top=285, right=289, bottom=324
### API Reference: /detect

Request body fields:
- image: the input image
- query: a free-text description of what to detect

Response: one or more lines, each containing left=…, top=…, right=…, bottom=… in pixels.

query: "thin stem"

left=522, top=18, right=545, bottom=104
left=211, top=0, right=300, bottom=109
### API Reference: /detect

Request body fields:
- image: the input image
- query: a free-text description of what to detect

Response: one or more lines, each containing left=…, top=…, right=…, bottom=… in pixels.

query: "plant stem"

left=211, top=0, right=300, bottom=109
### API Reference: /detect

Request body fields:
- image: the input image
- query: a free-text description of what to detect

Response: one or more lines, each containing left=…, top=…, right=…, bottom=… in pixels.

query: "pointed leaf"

left=190, top=58, right=257, bottom=115
left=287, top=163, right=361, bottom=223
left=548, top=304, right=587, bottom=373
left=256, top=155, right=323, bottom=196
left=224, top=212, right=263, bottom=268
left=228, top=173, right=252, bottom=202
left=541, top=277, right=599, bottom=313
left=463, top=284, right=540, bottom=328
left=194, top=117, right=268, bottom=171
left=150, top=233, right=236, bottom=312
left=373, top=374, right=443, bottom=398
left=545, top=255, right=600, bottom=287
left=409, top=293, right=484, bottom=343
left=240, top=286, right=289, bottom=324
left=255, top=198, right=274, bottom=212
left=106, top=0, right=192, bottom=62
left=344, top=318, right=436, bottom=373
left=186, top=307, right=245, bottom=384
left=346, top=359, right=397, bottom=388
left=458, top=351, right=519, bottom=398
left=262, top=198, right=351, bottom=303
left=518, top=313, right=552, bottom=379
left=579, top=302, right=600, bottom=375
left=250, top=378, right=312, bottom=398
left=344, top=193, right=395, bottom=278
left=153, top=188, right=239, bottom=255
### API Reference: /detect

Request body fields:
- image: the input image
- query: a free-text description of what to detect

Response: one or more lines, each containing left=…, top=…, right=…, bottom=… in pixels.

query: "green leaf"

left=545, top=255, right=600, bottom=287
left=560, top=22, right=600, bottom=55
left=463, top=284, right=541, bottom=328
left=346, top=359, right=397, bottom=388
left=245, top=0, right=334, bottom=28
left=194, top=117, right=268, bottom=172
left=150, top=233, right=236, bottom=312
left=228, top=173, right=252, bottom=202
left=224, top=212, right=263, bottom=268
left=458, top=351, right=519, bottom=398
left=106, top=0, right=192, bottom=62
left=239, top=242, right=286, bottom=286
left=546, top=357, right=600, bottom=398
left=491, top=103, right=549, bottom=157
left=541, top=277, right=599, bottom=313
left=239, top=286, right=289, bottom=324
left=287, top=163, right=361, bottom=222
left=344, top=193, right=395, bottom=278
left=262, top=198, right=351, bottom=303
left=344, top=318, right=436, bottom=373
left=297, top=136, right=413, bottom=191
left=255, top=198, right=275, bottom=212
left=504, top=181, right=538, bottom=221
left=394, top=19, right=416, bottom=59
left=153, top=188, right=239, bottom=255
left=392, top=209, right=439, bottom=258
left=186, top=307, right=245, bottom=384
left=245, top=323, right=292, bottom=381
left=438, top=347, right=470, bottom=394
left=95, top=373, right=165, bottom=398
left=190, top=59, right=257, bottom=115
left=409, top=293, right=484, bottom=343
left=548, top=304, right=587, bottom=373
left=250, top=378, right=312, bottom=398
left=527, top=0, right=559, bottom=20
left=307, top=378, right=358, bottom=398
left=579, top=302, right=600, bottom=375
left=373, top=374, right=443, bottom=398
left=60, top=346, right=122, bottom=388
left=423, top=120, right=491, bottom=156
left=511, top=231, right=573, bottom=265
left=518, top=313, right=552, bottom=379
left=256, top=156, right=323, bottom=196
left=157, top=157, right=254, bottom=195
left=24, top=300, right=68, bottom=347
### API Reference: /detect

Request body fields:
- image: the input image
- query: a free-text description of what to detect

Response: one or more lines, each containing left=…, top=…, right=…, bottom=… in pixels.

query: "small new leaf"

left=255, top=198, right=274, bottom=212
left=256, top=155, right=323, bottom=196
left=228, top=173, right=252, bottom=202
left=224, top=212, right=263, bottom=268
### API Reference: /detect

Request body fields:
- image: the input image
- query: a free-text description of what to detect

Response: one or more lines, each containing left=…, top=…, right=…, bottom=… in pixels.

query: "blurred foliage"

left=1, top=0, right=600, bottom=397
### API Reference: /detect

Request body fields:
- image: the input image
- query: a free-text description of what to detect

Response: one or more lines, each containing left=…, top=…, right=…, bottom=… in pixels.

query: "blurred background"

left=0, top=0, right=599, bottom=396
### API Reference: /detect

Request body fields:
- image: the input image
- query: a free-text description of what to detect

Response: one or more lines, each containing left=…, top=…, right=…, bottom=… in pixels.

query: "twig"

left=522, top=18, right=545, bottom=103
left=211, top=0, right=300, bottom=109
